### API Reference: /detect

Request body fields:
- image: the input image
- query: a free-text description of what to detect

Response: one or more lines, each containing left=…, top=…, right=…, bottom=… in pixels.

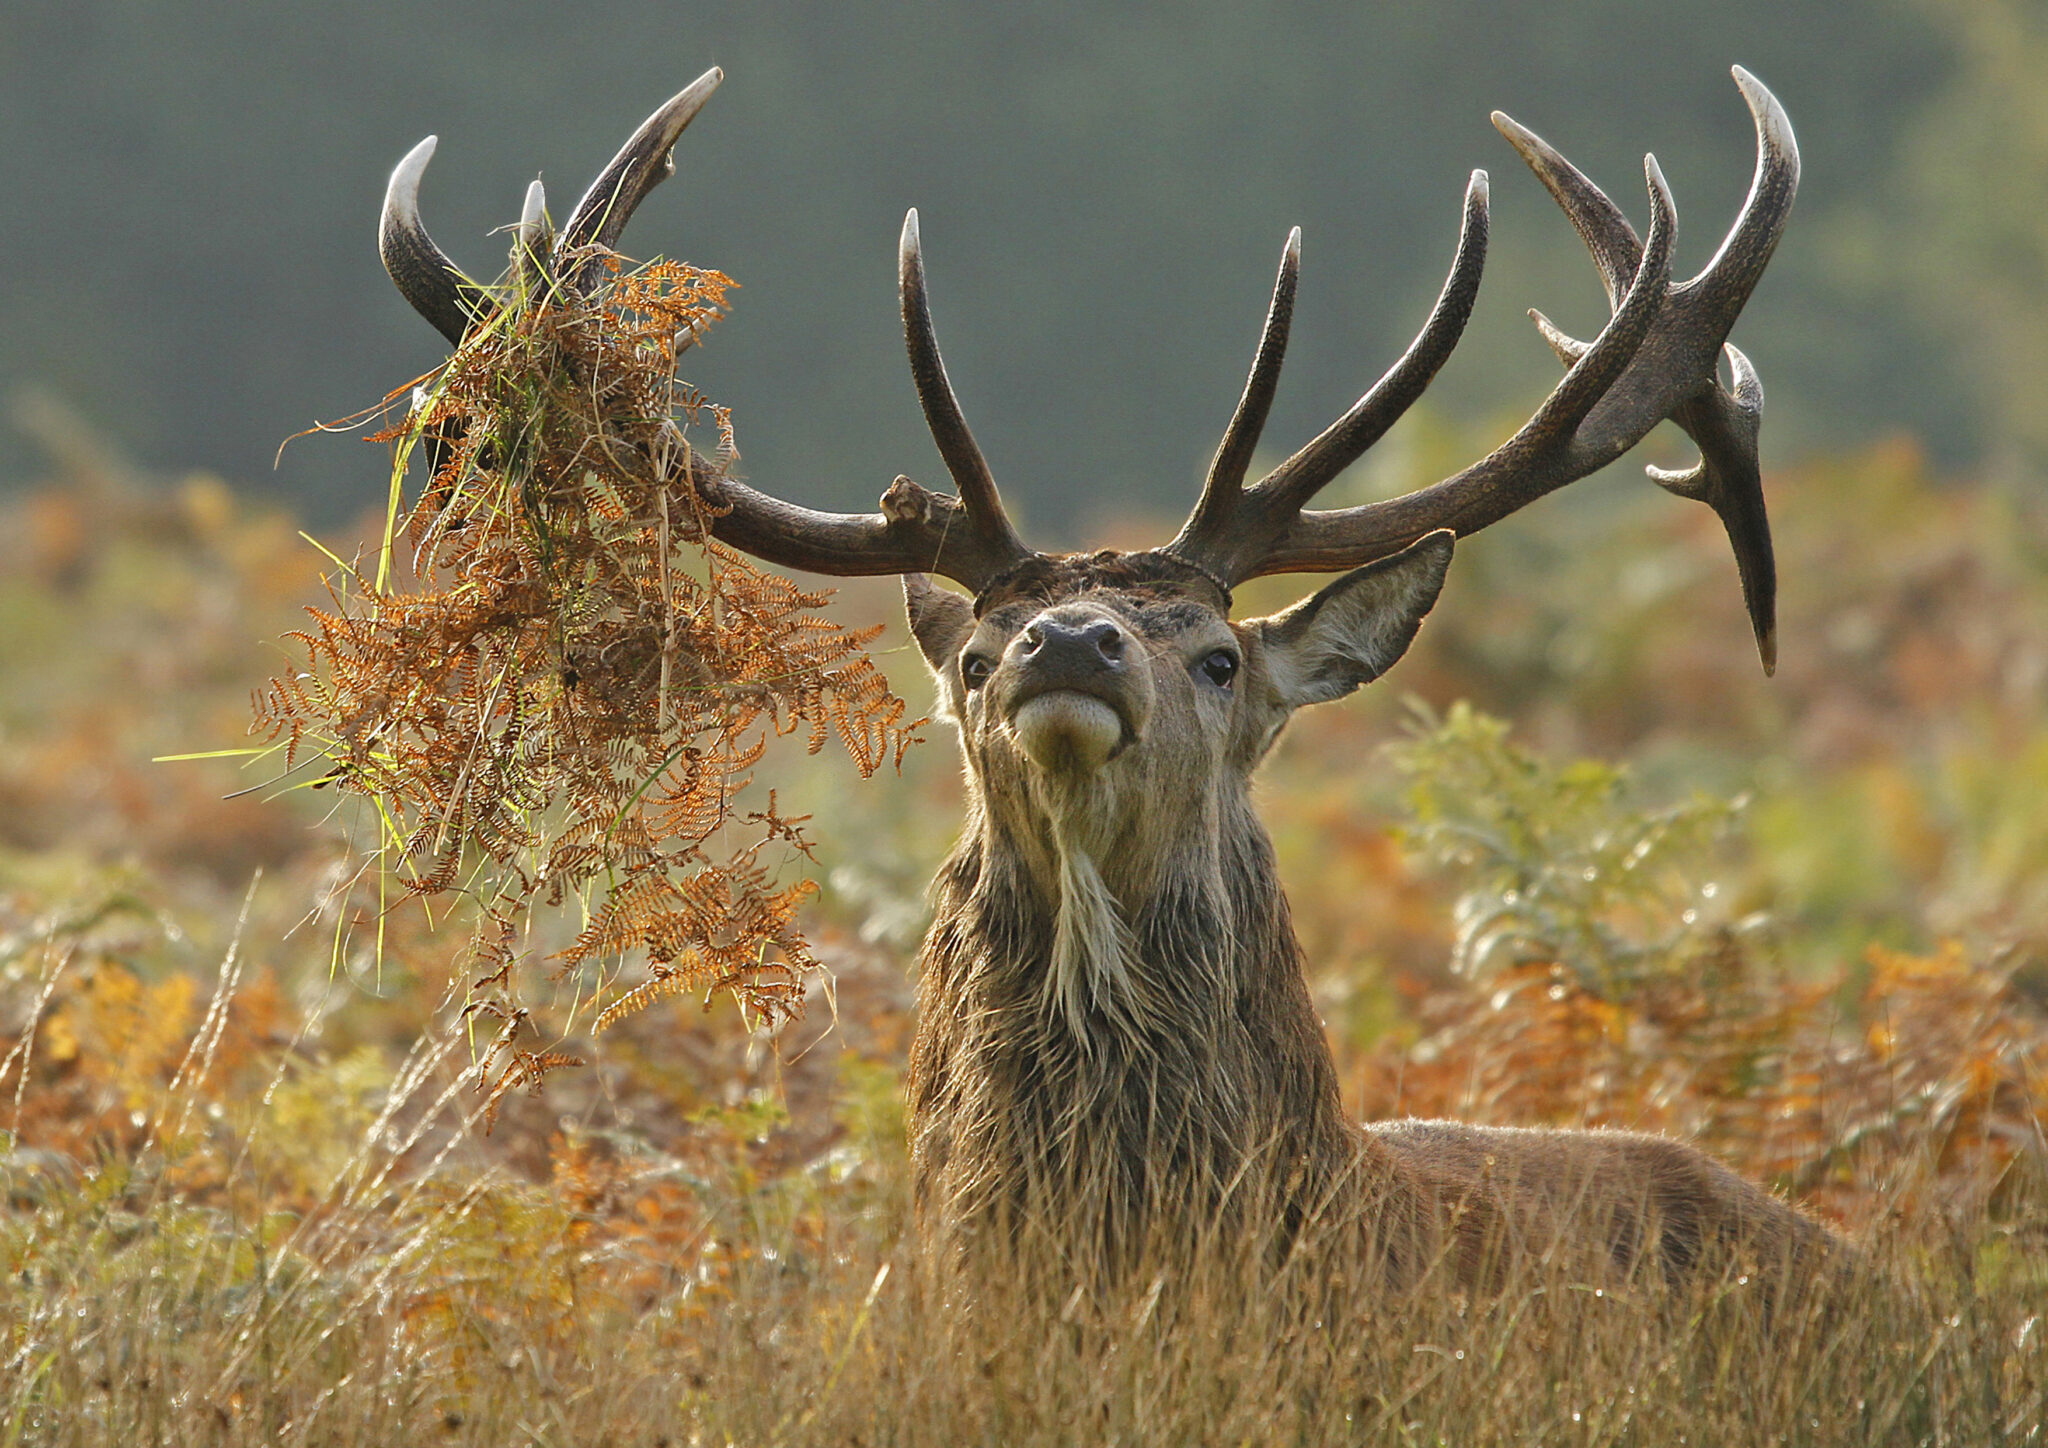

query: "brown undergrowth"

left=1345, top=704, right=2048, bottom=1237
left=4, top=668, right=2042, bottom=1443
left=0, top=417, right=2044, bottom=1438
left=1, top=906, right=2040, bottom=1444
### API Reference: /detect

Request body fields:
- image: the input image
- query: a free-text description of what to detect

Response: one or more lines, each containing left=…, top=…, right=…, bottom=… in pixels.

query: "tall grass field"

left=0, top=399, right=2041, bottom=1443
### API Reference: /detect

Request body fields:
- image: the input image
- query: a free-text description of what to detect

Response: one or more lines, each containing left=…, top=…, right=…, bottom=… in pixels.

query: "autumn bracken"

left=253, top=251, right=920, bottom=1093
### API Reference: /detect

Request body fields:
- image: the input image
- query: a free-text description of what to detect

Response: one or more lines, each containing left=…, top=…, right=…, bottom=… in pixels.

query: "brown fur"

left=900, top=538, right=1830, bottom=1296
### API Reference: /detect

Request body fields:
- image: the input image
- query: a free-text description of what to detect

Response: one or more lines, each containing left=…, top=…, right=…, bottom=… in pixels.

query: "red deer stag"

left=379, top=67, right=1829, bottom=1291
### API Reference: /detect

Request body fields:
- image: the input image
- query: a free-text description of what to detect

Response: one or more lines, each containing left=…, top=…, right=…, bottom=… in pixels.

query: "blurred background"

left=1, top=0, right=2040, bottom=529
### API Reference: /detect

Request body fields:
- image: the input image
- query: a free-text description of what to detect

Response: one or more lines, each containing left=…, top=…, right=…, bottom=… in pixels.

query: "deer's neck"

left=905, top=787, right=1353, bottom=1255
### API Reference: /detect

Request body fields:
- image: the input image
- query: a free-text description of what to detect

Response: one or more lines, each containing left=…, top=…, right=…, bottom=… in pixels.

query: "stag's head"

left=379, top=63, right=1797, bottom=929
left=904, top=533, right=1449, bottom=877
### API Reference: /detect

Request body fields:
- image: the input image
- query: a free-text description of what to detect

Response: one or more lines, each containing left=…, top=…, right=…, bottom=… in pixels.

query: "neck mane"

left=904, top=785, right=1356, bottom=1265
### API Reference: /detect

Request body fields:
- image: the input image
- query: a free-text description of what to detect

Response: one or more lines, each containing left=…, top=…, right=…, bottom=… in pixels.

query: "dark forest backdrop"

left=2, top=1, right=2037, bottom=534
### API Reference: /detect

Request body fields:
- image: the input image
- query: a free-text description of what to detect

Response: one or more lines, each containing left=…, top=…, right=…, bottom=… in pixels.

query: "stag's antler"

left=380, top=70, right=724, bottom=343
left=377, top=67, right=1797, bottom=666
left=700, top=209, right=1036, bottom=587
left=378, top=68, right=1035, bottom=590
left=1168, top=67, right=1797, bottom=671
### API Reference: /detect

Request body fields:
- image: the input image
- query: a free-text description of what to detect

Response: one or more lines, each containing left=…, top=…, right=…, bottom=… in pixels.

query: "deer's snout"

left=1019, top=618, right=1126, bottom=674
left=1006, top=614, right=1139, bottom=712
left=999, top=610, right=1149, bottom=774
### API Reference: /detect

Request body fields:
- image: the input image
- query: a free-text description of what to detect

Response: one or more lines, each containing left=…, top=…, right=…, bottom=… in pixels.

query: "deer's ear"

left=904, top=573, right=977, bottom=675
left=1251, top=530, right=1453, bottom=709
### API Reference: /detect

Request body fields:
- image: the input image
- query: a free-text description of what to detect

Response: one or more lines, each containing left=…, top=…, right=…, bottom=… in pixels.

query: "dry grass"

left=0, top=715, right=2038, bottom=1444
left=0, top=406, right=2044, bottom=1441
left=1, top=1038, right=2038, bottom=1447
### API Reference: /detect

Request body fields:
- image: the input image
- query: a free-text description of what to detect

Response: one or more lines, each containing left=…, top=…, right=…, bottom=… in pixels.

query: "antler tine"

left=1256, top=169, right=1491, bottom=518
left=679, top=209, right=1040, bottom=589
left=1250, top=152, right=1676, bottom=567
left=1499, top=67, right=1793, bottom=673
left=1268, top=156, right=1673, bottom=541
left=674, top=205, right=1036, bottom=589
left=513, top=179, right=556, bottom=299
left=381, top=72, right=720, bottom=344
left=1499, top=67, right=1797, bottom=331
left=1684, top=67, right=1799, bottom=314
left=1656, top=344, right=1778, bottom=671
left=1168, top=170, right=1488, bottom=584
left=898, top=210, right=1028, bottom=558
left=1492, top=113, right=1639, bottom=310
left=1244, top=71, right=1798, bottom=674
left=1515, top=155, right=1677, bottom=451
left=379, top=136, right=480, bottom=346
left=1501, top=67, right=1793, bottom=672
left=377, top=74, right=1039, bottom=594
left=1172, top=228, right=1301, bottom=555
left=559, top=67, right=724, bottom=283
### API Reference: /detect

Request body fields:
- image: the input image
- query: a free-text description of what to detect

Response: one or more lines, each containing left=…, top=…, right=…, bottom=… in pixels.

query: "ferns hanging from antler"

left=255, top=248, right=919, bottom=1078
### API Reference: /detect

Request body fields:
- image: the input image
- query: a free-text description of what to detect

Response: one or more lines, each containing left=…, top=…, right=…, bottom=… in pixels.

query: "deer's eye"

left=1199, top=650, right=1238, bottom=689
left=961, top=654, right=995, bottom=689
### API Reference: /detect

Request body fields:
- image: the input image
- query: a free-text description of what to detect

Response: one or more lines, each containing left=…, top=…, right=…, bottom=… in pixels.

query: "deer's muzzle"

left=1001, top=616, right=1146, bottom=773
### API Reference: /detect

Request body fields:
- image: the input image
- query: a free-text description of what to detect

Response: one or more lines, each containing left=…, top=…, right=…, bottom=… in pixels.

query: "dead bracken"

left=254, top=244, right=919, bottom=1106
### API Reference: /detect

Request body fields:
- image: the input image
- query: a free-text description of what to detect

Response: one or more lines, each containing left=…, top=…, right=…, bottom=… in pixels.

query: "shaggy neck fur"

left=904, top=775, right=1361, bottom=1274
left=1044, top=812, right=1147, bottom=1043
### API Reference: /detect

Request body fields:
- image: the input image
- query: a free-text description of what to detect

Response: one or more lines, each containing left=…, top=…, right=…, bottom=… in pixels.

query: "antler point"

left=1730, top=64, right=1770, bottom=110
left=389, top=136, right=439, bottom=198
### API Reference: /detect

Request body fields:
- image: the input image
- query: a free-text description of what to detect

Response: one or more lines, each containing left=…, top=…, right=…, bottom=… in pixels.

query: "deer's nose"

left=1020, top=618, right=1126, bottom=670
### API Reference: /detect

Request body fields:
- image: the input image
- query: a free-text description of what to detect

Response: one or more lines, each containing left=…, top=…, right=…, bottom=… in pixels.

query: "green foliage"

left=1391, top=701, right=1745, bottom=994
left=255, top=1045, right=392, bottom=1196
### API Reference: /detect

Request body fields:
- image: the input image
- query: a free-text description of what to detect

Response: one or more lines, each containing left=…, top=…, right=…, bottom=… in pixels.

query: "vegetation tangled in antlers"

left=253, top=250, right=919, bottom=1107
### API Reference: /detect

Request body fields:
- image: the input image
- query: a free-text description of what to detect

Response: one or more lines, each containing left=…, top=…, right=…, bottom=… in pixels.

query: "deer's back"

left=1364, top=1119, right=1831, bottom=1288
